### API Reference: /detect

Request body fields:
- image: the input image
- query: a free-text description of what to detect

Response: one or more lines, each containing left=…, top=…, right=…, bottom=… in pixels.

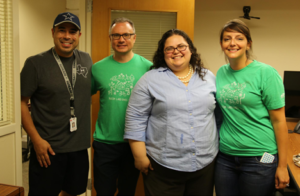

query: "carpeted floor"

left=22, top=160, right=29, bottom=196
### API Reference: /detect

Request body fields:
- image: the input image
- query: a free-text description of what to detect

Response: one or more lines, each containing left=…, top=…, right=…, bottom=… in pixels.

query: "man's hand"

left=22, top=96, right=55, bottom=168
left=134, top=156, right=153, bottom=175
left=33, top=138, right=55, bottom=168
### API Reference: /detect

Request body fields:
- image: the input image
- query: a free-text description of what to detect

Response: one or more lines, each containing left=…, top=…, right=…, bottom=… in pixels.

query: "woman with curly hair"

left=124, top=29, right=221, bottom=196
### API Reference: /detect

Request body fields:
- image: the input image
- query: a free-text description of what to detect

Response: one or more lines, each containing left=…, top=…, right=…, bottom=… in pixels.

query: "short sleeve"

left=261, top=67, right=285, bottom=110
left=91, top=69, right=97, bottom=95
left=21, top=58, right=38, bottom=97
left=124, top=72, right=153, bottom=142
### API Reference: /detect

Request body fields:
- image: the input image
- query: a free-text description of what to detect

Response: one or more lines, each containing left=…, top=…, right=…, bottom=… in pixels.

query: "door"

left=91, top=1, right=195, bottom=195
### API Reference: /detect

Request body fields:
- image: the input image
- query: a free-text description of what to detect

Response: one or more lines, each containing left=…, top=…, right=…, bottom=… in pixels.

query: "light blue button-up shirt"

left=124, top=67, right=220, bottom=172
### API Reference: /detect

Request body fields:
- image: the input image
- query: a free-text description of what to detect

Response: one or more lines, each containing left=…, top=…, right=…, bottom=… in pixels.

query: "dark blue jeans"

left=215, top=151, right=278, bottom=196
left=93, top=141, right=140, bottom=196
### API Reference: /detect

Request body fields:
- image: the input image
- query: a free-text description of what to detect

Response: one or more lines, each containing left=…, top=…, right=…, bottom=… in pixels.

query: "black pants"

left=93, top=141, right=140, bottom=196
left=143, top=156, right=216, bottom=196
left=29, top=148, right=89, bottom=195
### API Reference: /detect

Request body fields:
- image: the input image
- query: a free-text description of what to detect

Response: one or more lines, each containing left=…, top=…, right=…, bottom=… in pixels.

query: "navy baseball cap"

left=53, top=12, right=81, bottom=30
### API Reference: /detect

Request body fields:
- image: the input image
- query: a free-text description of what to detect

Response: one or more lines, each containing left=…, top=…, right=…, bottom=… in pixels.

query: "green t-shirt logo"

left=108, top=73, right=135, bottom=97
left=218, top=82, right=246, bottom=106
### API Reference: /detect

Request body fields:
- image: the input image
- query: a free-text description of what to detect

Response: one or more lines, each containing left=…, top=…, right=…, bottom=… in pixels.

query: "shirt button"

left=189, top=101, right=191, bottom=102
left=186, top=90, right=188, bottom=92
left=191, top=127, right=193, bottom=129
left=192, top=140, right=194, bottom=142
left=193, top=153, right=195, bottom=156
left=190, top=113, right=192, bottom=115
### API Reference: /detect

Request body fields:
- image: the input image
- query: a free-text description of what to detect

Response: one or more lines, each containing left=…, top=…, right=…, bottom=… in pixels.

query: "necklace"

left=176, top=65, right=192, bottom=79
left=179, top=68, right=194, bottom=83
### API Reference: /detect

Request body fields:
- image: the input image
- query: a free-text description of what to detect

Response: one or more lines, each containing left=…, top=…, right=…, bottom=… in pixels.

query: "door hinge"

left=87, top=0, right=93, bottom=13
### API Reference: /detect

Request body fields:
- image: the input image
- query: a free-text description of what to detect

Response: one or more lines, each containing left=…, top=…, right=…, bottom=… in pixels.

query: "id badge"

left=260, top=152, right=275, bottom=163
left=70, top=117, right=77, bottom=132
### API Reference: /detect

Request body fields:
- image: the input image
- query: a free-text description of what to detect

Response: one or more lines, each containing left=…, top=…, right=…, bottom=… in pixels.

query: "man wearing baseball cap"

left=21, top=12, right=92, bottom=196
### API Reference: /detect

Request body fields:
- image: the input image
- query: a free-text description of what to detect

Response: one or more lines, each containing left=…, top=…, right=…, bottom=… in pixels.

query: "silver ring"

left=286, top=183, right=289, bottom=187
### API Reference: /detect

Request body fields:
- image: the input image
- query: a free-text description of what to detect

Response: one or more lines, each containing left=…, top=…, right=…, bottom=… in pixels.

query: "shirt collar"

left=157, top=65, right=198, bottom=72
left=157, top=67, right=169, bottom=72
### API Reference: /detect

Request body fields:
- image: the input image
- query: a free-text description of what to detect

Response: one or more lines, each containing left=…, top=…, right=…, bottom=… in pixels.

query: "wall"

left=0, top=134, right=16, bottom=184
left=19, top=0, right=66, bottom=69
left=194, top=0, right=300, bottom=77
left=0, top=0, right=22, bottom=186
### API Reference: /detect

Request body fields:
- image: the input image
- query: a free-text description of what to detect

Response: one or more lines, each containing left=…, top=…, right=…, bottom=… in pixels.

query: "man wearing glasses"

left=91, top=17, right=152, bottom=195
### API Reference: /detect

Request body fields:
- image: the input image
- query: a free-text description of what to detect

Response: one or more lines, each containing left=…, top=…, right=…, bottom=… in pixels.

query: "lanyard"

left=52, top=48, right=77, bottom=117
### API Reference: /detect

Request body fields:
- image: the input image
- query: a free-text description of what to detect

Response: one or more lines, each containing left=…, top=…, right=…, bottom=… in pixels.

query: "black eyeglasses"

left=164, top=45, right=188, bottom=54
left=110, top=33, right=135, bottom=40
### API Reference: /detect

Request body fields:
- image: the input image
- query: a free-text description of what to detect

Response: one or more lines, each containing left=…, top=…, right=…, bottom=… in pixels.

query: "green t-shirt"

left=216, top=60, right=285, bottom=156
left=91, top=54, right=152, bottom=144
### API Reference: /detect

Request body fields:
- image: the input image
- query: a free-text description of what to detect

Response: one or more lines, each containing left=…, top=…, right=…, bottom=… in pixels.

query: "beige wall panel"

left=19, top=0, right=66, bottom=70
left=194, top=1, right=300, bottom=77
left=0, top=133, right=16, bottom=184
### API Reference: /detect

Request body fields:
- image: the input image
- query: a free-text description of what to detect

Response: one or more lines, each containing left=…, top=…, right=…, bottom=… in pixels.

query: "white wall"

left=0, top=133, right=16, bottom=184
left=0, top=0, right=22, bottom=186
left=194, top=0, right=300, bottom=77
left=19, top=0, right=66, bottom=69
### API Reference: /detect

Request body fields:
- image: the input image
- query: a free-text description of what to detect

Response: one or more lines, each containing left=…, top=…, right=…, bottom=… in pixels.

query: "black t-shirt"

left=21, top=49, right=93, bottom=153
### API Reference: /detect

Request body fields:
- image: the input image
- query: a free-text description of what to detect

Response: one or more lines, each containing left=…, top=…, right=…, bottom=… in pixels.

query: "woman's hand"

left=275, top=166, right=290, bottom=189
left=128, top=140, right=154, bottom=175
left=134, top=156, right=153, bottom=175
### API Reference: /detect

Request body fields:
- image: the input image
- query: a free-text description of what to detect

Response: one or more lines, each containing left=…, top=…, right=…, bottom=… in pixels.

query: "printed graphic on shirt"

left=108, top=73, right=135, bottom=101
left=218, top=82, right=246, bottom=107
left=281, top=93, right=285, bottom=99
left=76, top=64, right=88, bottom=78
